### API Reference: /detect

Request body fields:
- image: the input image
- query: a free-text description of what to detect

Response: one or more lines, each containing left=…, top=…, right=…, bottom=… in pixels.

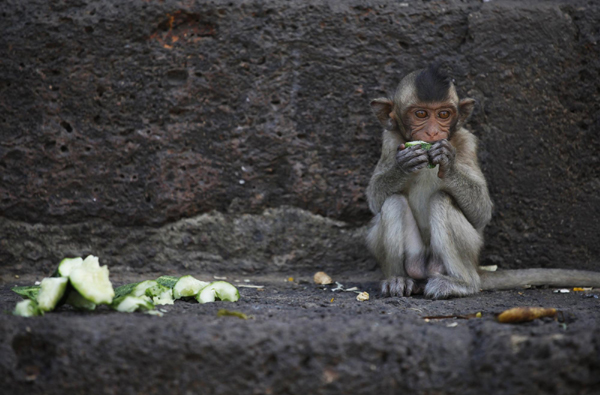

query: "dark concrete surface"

left=1, top=272, right=600, bottom=395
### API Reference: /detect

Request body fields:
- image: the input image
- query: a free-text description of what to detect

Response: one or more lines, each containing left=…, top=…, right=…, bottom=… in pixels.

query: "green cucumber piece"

left=157, top=275, right=209, bottom=299
left=57, top=257, right=83, bottom=277
left=173, top=275, right=209, bottom=299
left=69, top=255, right=115, bottom=305
left=196, top=281, right=240, bottom=304
left=405, top=140, right=435, bottom=168
left=148, top=285, right=174, bottom=305
left=65, top=288, right=97, bottom=311
left=12, top=285, right=41, bottom=300
left=111, top=296, right=155, bottom=313
left=156, top=275, right=179, bottom=289
left=13, top=299, right=43, bottom=317
left=115, top=280, right=173, bottom=305
left=37, top=277, right=69, bottom=311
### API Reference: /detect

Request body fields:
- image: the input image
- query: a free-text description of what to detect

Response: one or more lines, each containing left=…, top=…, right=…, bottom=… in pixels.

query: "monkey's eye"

left=438, top=111, right=450, bottom=119
left=415, top=110, right=427, bottom=119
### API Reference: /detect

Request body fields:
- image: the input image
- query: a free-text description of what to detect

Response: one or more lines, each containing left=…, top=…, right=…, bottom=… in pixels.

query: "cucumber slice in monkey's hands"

left=196, top=281, right=240, bottom=304
left=404, top=140, right=436, bottom=168
left=13, top=299, right=43, bottom=317
left=37, top=277, right=69, bottom=311
left=69, top=255, right=115, bottom=305
left=157, top=275, right=210, bottom=300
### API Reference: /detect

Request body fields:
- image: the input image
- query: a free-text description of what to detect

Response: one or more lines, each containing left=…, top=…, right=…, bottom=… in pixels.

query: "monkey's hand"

left=428, top=139, right=456, bottom=179
left=396, top=144, right=430, bottom=174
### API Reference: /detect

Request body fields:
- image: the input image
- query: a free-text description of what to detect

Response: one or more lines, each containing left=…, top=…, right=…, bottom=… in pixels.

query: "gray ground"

left=1, top=271, right=599, bottom=394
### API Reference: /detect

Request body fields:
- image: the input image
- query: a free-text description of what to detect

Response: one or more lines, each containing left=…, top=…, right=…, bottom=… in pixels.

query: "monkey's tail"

left=479, top=269, right=600, bottom=291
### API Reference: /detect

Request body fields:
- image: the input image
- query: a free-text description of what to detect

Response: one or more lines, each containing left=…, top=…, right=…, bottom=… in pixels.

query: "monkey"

left=366, top=64, right=600, bottom=299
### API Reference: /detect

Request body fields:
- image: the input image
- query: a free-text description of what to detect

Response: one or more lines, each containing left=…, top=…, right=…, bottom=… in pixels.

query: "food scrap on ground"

left=356, top=292, right=369, bottom=301
left=496, top=307, right=557, bottom=323
left=554, top=289, right=570, bottom=294
left=313, top=271, right=333, bottom=285
left=217, top=309, right=249, bottom=319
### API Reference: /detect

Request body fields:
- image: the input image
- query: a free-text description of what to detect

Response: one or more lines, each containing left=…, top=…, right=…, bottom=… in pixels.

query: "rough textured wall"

left=0, top=0, right=598, bottom=274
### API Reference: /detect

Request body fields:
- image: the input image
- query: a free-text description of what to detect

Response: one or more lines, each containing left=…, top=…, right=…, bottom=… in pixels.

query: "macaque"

left=366, top=64, right=600, bottom=299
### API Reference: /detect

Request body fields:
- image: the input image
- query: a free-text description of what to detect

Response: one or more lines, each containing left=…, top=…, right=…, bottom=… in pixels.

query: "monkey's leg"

left=367, top=195, right=426, bottom=297
left=424, top=192, right=482, bottom=299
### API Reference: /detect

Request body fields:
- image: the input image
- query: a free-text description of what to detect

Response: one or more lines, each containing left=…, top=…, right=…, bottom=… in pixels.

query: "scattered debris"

left=313, top=271, right=333, bottom=285
left=144, top=310, right=164, bottom=317
left=553, top=289, right=570, bottom=294
left=217, top=309, right=248, bottom=319
left=237, top=284, right=264, bottom=289
left=356, top=292, right=369, bottom=301
left=423, top=312, right=482, bottom=320
left=287, top=277, right=294, bottom=282
left=446, top=322, right=458, bottom=328
left=497, top=307, right=557, bottom=323
left=479, top=265, right=498, bottom=272
left=214, top=276, right=228, bottom=280
left=330, top=282, right=362, bottom=294
left=584, top=294, right=599, bottom=299
left=330, top=297, right=334, bottom=303
left=573, top=287, right=592, bottom=292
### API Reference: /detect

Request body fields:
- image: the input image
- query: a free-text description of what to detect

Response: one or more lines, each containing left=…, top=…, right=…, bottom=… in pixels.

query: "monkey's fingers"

left=402, top=155, right=430, bottom=173
left=429, top=152, right=450, bottom=166
left=431, top=139, right=453, bottom=150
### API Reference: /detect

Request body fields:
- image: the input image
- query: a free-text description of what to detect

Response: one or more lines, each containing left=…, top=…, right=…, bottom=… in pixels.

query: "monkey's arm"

left=443, top=163, right=493, bottom=231
left=430, top=132, right=492, bottom=231
left=366, top=132, right=428, bottom=213
left=366, top=155, right=408, bottom=214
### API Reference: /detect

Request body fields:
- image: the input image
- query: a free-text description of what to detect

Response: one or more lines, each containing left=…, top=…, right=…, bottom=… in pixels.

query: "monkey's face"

left=403, top=102, right=457, bottom=142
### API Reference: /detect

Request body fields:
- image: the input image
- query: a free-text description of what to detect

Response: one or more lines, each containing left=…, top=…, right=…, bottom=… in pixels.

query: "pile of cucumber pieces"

left=12, top=255, right=240, bottom=317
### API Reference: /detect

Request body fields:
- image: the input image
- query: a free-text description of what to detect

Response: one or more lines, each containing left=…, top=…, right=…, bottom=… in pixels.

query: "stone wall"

left=1, top=0, right=598, bottom=274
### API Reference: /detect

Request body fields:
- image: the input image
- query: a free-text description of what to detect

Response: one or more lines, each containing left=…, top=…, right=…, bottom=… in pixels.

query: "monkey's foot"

left=380, top=277, right=422, bottom=297
left=423, top=275, right=475, bottom=300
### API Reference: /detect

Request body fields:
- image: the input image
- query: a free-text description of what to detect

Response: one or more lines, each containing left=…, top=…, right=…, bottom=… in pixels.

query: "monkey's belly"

left=406, top=167, right=441, bottom=246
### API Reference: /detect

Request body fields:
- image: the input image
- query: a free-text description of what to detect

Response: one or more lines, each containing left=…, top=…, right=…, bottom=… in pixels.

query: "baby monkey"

left=366, top=64, right=600, bottom=299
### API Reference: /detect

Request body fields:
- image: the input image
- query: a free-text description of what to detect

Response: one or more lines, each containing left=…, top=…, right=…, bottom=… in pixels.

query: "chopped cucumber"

left=196, top=281, right=240, bottom=304
left=65, top=289, right=97, bottom=311
left=149, top=286, right=174, bottom=305
left=57, top=257, right=83, bottom=277
left=111, top=295, right=155, bottom=313
left=12, top=285, right=41, bottom=300
left=37, top=277, right=69, bottom=311
left=157, top=275, right=209, bottom=299
left=115, top=280, right=173, bottom=305
left=405, top=140, right=435, bottom=168
left=173, top=275, right=209, bottom=299
left=13, top=299, right=43, bottom=317
left=156, top=275, right=179, bottom=289
left=69, top=255, right=115, bottom=305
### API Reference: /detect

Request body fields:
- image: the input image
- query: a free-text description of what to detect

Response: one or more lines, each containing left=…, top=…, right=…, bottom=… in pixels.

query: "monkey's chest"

left=406, top=167, right=441, bottom=242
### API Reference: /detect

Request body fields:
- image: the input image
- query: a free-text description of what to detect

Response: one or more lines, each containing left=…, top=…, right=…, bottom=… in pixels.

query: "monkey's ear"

left=457, top=98, right=475, bottom=128
left=370, top=98, right=399, bottom=131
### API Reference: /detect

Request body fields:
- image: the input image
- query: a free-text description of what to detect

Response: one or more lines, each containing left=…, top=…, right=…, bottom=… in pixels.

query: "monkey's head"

left=371, top=64, right=475, bottom=143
